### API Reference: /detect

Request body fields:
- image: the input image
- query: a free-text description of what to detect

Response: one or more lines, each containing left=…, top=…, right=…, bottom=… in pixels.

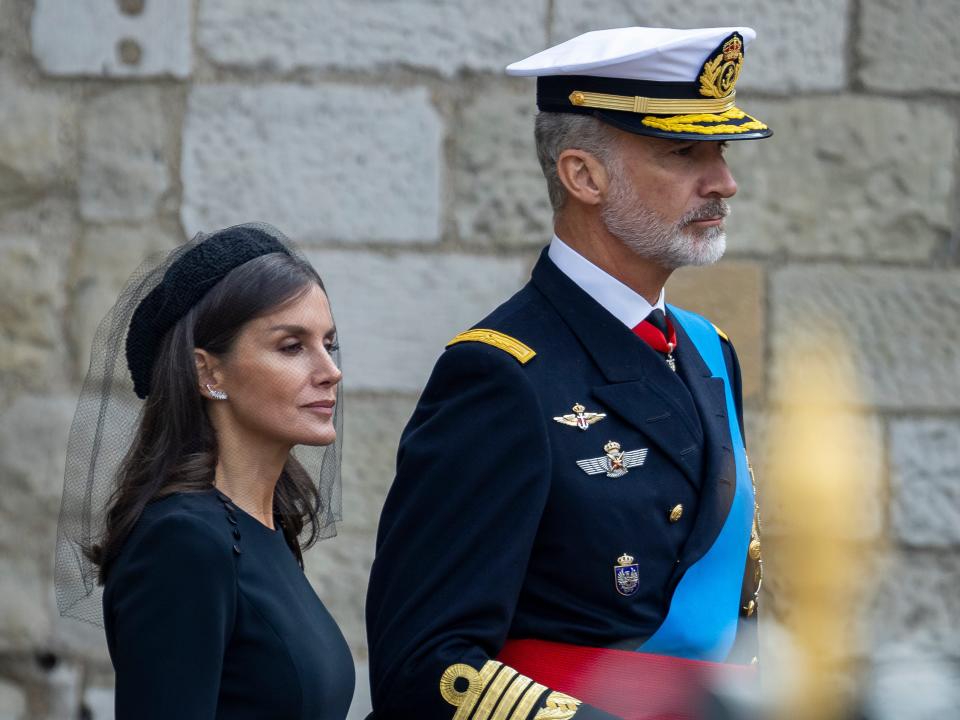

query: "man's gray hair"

left=534, top=112, right=619, bottom=214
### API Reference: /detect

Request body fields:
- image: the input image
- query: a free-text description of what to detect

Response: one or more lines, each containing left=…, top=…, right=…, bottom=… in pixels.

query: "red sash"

left=497, top=639, right=757, bottom=720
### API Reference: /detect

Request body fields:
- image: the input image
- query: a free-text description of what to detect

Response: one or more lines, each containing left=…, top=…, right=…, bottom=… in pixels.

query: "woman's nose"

left=313, top=350, right=342, bottom=386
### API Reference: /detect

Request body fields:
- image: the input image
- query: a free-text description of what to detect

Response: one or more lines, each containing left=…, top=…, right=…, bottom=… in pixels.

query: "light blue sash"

left=638, top=306, right=753, bottom=662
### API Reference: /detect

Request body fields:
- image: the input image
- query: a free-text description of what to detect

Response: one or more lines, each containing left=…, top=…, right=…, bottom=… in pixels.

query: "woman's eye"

left=325, top=343, right=340, bottom=355
left=280, top=342, right=303, bottom=354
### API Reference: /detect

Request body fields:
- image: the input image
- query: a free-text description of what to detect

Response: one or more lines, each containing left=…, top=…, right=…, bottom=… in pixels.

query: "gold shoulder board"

left=446, top=329, right=536, bottom=365
left=712, top=324, right=730, bottom=342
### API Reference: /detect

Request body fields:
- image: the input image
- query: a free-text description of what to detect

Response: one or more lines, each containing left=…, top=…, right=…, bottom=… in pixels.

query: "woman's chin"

left=292, top=428, right=337, bottom=448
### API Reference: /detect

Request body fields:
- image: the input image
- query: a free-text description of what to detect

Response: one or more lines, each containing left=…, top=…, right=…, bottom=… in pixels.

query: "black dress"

left=103, top=489, right=355, bottom=719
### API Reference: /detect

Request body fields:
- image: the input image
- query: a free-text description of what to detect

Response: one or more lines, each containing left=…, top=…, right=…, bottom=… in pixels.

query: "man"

left=367, top=26, right=769, bottom=720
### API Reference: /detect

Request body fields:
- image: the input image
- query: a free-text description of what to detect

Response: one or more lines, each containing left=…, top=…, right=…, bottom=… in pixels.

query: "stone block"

left=746, top=410, right=884, bottom=540
left=0, top=679, right=26, bottom=720
left=725, top=97, right=956, bottom=261
left=347, top=661, right=372, bottom=720
left=0, top=239, right=70, bottom=401
left=0, top=197, right=77, bottom=249
left=339, top=394, right=416, bottom=536
left=305, top=250, right=529, bottom=392
left=859, top=0, right=960, bottom=94
left=0, top=394, right=74, bottom=534
left=551, top=0, right=849, bottom=92
left=181, top=84, right=443, bottom=244
left=863, top=652, right=960, bottom=719
left=868, top=550, right=960, bottom=661
left=39, top=660, right=82, bottom=720
left=0, top=394, right=77, bottom=651
left=668, top=261, right=764, bottom=401
left=0, top=0, right=23, bottom=53
left=890, top=418, right=960, bottom=548
left=68, top=223, right=182, bottom=378
left=82, top=686, right=113, bottom=720
left=0, top=70, right=78, bottom=208
left=198, top=0, right=547, bottom=76
left=50, top=610, right=111, bottom=667
left=31, top=0, right=191, bottom=78
left=453, top=81, right=553, bottom=246
left=0, top=554, right=51, bottom=654
left=770, top=267, right=960, bottom=410
left=80, top=88, right=179, bottom=221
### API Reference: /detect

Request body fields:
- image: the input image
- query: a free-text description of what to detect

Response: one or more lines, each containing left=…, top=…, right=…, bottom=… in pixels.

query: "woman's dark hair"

left=89, top=251, right=328, bottom=583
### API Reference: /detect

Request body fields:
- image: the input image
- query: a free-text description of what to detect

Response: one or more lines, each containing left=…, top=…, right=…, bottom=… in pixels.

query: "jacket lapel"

left=531, top=250, right=703, bottom=488
left=669, top=313, right=737, bottom=569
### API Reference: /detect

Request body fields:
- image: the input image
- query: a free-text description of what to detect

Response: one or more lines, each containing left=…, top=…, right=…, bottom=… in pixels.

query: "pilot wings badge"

left=553, top=403, right=606, bottom=431
left=576, top=440, right=648, bottom=478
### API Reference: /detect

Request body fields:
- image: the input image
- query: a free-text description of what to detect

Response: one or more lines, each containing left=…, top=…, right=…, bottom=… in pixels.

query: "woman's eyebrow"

left=267, top=323, right=309, bottom=334
left=268, top=323, right=337, bottom=339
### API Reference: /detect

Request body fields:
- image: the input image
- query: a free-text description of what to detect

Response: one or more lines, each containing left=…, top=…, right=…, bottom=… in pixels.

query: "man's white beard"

left=601, top=171, right=729, bottom=270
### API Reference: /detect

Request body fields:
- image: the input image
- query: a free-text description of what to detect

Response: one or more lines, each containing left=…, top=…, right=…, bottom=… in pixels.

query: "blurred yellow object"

left=762, top=322, right=881, bottom=720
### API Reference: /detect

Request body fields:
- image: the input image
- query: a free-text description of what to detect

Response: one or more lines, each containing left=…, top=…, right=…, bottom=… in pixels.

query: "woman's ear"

left=194, top=349, right=222, bottom=393
left=556, top=148, right=611, bottom=207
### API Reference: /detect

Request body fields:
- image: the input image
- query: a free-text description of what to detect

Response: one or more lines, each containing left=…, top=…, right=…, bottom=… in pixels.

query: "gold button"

left=749, top=538, right=762, bottom=560
left=669, top=504, right=683, bottom=523
left=743, top=599, right=756, bottom=617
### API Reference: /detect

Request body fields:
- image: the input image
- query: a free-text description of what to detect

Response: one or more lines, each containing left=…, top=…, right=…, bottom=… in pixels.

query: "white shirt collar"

left=547, top=234, right=665, bottom=329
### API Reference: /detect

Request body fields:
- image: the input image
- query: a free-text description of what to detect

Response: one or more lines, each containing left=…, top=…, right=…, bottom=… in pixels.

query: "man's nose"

left=702, top=156, right=738, bottom=199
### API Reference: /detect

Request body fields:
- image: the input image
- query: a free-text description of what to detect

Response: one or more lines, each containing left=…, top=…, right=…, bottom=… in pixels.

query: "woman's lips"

left=302, top=400, right=335, bottom=416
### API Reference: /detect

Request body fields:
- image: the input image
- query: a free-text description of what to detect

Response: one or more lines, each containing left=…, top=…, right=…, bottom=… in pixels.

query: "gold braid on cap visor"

left=567, top=89, right=737, bottom=115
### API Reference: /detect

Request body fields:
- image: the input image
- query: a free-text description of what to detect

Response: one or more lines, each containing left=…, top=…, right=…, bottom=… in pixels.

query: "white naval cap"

left=506, top=26, right=771, bottom=141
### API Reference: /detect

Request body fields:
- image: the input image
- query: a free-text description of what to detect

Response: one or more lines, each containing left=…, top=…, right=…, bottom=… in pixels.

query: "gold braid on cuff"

left=440, top=661, right=581, bottom=720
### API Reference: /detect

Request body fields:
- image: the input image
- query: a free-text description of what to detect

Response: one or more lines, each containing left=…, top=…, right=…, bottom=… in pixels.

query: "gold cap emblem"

left=698, top=31, right=744, bottom=99
left=722, top=35, right=743, bottom=61
left=617, top=553, right=635, bottom=566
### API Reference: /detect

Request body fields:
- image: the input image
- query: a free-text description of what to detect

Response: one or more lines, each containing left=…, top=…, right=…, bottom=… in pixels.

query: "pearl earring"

left=205, top=384, right=228, bottom=400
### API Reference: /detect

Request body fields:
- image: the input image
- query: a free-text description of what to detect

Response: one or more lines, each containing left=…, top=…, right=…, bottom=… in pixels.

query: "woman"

left=55, top=223, right=354, bottom=719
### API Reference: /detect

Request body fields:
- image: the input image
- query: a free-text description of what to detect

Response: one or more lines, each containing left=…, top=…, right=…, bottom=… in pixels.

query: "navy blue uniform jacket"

left=366, top=249, right=755, bottom=719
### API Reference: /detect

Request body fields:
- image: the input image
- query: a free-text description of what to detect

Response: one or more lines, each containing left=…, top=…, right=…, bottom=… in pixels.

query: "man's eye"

left=673, top=145, right=695, bottom=156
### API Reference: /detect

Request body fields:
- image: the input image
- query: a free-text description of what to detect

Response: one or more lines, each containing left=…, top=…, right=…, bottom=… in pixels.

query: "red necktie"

left=632, top=308, right=678, bottom=371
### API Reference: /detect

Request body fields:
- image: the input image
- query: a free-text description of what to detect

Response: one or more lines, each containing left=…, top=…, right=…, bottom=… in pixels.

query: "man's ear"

left=556, top=148, right=611, bottom=207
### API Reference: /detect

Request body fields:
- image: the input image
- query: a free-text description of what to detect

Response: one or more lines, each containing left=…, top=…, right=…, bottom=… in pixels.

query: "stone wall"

left=1, top=0, right=957, bottom=717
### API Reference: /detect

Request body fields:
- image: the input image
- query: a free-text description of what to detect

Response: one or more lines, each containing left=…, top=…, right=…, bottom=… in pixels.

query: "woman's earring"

left=205, top=384, right=228, bottom=400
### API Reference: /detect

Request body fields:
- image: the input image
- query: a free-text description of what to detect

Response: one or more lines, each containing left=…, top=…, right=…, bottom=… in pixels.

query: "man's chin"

left=676, top=229, right=727, bottom=268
